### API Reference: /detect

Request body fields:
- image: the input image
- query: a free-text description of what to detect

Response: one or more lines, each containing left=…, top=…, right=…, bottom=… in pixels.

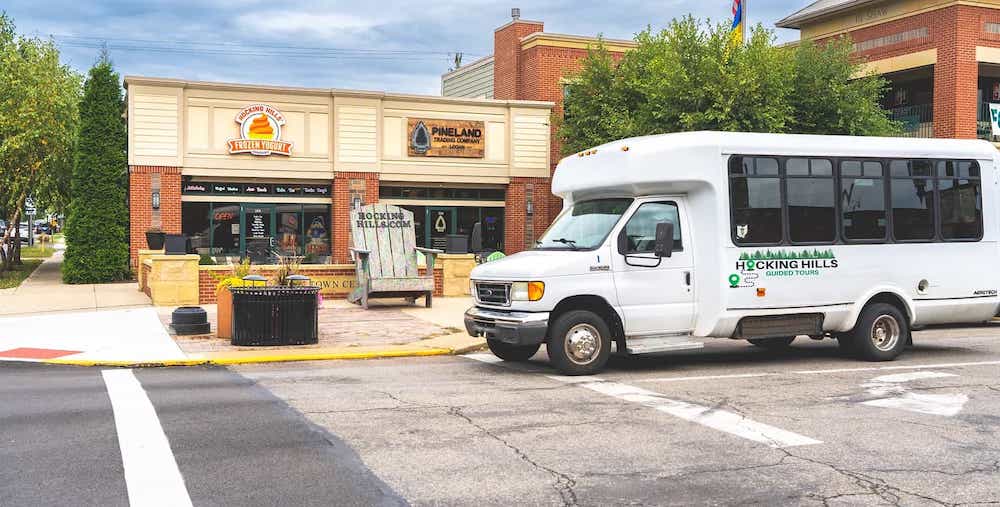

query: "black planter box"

left=230, top=286, right=320, bottom=346
left=146, top=231, right=166, bottom=250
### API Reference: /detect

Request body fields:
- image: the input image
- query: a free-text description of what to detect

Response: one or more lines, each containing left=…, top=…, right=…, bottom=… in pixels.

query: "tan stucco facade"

left=125, top=76, right=553, bottom=184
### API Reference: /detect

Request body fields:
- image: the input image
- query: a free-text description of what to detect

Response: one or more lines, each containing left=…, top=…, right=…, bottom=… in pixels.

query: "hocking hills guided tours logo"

left=728, top=249, right=839, bottom=288
left=227, top=104, right=293, bottom=157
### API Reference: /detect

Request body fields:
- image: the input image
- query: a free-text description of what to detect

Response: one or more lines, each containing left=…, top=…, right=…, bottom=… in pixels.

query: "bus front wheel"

left=547, top=310, right=612, bottom=376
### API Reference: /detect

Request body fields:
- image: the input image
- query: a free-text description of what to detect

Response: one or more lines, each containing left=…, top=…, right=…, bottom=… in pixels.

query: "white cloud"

left=236, top=11, right=386, bottom=40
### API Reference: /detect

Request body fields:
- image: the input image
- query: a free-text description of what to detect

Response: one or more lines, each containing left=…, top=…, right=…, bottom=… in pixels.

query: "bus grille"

left=475, top=282, right=510, bottom=306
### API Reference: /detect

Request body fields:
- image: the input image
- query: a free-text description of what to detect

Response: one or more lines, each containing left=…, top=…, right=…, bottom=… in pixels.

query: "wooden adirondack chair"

left=348, top=204, right=442, bottom=309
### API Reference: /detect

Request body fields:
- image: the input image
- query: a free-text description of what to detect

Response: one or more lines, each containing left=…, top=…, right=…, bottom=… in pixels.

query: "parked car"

left=18, top=223, right=30, bottom=243
left=34, top=222, right=51, bottom=235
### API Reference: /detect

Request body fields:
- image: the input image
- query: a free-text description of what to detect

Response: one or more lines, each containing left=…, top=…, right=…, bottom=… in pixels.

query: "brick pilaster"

left=128, top=166, right=181, bottom=268
left=332, top=172, right=379, bottom=264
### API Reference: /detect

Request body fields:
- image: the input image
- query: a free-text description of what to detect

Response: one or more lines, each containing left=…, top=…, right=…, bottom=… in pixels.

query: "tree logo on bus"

left=729, top=249, right=838, bottom=288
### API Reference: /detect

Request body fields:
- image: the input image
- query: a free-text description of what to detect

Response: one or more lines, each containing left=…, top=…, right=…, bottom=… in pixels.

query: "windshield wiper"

left=550, top=238, right=579, bottom=250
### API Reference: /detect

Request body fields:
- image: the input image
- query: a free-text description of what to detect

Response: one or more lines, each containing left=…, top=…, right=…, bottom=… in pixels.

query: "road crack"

left=447, top=406, right=578, bottom=506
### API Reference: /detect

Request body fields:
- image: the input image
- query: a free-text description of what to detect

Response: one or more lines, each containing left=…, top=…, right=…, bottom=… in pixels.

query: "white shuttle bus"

left=465, top=131, right=1000, bottom=375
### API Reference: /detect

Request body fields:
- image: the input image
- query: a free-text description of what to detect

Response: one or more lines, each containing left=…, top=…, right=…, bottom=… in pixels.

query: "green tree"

left=0, top=14, right=80, bottom=272
left=559, top=17, right=898, bottom=155
left=62, top=54, right=129, bottom=283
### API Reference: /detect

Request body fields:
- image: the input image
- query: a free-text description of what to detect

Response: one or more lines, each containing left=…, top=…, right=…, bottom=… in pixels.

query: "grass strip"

left=0, top=259, right=43, bottom=289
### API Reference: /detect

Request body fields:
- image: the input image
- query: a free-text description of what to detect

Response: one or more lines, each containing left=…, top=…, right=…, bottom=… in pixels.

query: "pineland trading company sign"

left=227, top=104, right=293, bottom=156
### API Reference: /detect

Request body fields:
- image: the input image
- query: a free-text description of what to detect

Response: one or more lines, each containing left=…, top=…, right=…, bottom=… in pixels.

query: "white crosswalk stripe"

left=102, top=369, right=193, bottom=507
left=465, top=354, right=822, bottom=448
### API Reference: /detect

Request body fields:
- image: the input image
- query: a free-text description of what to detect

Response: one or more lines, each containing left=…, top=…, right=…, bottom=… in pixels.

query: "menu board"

left=247, top=209, right=269, bottom=239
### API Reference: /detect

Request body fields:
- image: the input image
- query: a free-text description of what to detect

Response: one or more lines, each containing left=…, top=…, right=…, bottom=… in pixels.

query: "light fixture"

left=151, top=191, right=160, bottom=210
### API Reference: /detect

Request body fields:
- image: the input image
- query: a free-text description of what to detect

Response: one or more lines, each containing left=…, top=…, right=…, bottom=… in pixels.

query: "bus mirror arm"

left=654, top=222, right=674, bottom=258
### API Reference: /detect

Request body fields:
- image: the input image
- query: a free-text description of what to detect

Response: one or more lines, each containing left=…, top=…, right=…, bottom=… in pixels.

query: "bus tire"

left=851, top=303, right=909, bottom=361
left=747, top=336, right=796, bottom=349
left=547, top=310, right=612, bottom=376
left=487, top=340, right=540, bottom=362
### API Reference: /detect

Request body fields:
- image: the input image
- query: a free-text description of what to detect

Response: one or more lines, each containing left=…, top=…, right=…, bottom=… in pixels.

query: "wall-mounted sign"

left=182, top=179, right=330, bottom=198
left=227, top=104, right=293, bottom=157
left=407, top=118, right=485, bottom=158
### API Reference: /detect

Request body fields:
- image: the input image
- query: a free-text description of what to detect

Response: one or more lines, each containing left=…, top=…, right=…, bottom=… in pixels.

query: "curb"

left=43, top=347, right=455, bottom=368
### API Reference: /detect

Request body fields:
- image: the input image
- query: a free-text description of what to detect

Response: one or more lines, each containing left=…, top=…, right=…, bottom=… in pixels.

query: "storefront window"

left=212, top=203, right=241, bottom=255
left=182, top=203, right=211, bottom=254
left=181, top=201, right=330, bottom=262
left=277, top=204, right=303, bottom=257
left=302, top=205, right=331, bottom=263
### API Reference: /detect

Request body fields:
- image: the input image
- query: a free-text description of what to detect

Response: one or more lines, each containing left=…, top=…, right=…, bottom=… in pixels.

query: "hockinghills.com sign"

left=227, top=104, right=293, bottom=156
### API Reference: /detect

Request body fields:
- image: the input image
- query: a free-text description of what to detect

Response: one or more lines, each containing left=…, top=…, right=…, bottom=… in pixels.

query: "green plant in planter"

left=198, top=254, right=216, bottom=266
left=214, top=258, right=254, bottom=294
left=274, top=255, right=304, bottom=286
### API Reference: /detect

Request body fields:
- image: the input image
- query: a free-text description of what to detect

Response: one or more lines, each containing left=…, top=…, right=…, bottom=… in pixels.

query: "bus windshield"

left=535, top=198, right=633, bottom=250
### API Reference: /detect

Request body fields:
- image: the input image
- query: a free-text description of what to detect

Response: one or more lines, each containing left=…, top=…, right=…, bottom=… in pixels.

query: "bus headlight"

left=511, top=281, right=545, bottom=302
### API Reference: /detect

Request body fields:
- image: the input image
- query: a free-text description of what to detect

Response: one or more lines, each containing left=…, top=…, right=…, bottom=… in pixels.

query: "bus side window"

left=730, top=157, right=782, bottom=245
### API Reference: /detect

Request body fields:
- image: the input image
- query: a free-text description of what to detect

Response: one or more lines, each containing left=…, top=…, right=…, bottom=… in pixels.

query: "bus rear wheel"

left=850, top=303, right=909, bottom=361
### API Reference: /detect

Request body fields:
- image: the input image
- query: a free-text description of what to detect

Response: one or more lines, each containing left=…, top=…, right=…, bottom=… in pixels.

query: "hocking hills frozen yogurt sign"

left=227, top=104, right=293, bottom=156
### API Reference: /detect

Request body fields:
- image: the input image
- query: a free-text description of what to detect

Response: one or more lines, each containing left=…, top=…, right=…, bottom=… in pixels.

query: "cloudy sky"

left=5, top=0, right=810, bottom=95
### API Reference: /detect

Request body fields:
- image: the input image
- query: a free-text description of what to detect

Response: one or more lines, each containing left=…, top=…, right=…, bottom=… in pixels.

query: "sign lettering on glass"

left=407, top=118, right=485, bottom=158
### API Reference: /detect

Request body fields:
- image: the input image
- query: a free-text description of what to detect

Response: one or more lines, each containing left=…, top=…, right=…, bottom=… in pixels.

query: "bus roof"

left=552, top=131, right=998, bottom=201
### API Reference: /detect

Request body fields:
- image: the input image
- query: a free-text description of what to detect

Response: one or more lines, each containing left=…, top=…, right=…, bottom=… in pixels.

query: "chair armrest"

left=415, top=247, right=443, bottom=271
left=350, top=248, right=371, bottom=255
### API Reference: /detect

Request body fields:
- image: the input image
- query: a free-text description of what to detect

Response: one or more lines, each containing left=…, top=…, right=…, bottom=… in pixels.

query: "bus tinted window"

left=730, top=157, right=782, bottom=245
left=891, top=161, right=935, bottom=241
left=788, top=159, right=835, bottom=243
left=938, top=161, right=982, bottom=240
left=841, top=160, right=886, bottom=241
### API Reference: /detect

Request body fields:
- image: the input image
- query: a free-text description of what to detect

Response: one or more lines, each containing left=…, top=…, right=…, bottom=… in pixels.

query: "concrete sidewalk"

left=0, top=249, right=151, bottom=316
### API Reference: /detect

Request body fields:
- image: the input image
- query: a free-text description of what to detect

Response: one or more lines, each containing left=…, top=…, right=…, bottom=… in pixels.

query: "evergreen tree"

left=63, top=54, right=128, bottom=283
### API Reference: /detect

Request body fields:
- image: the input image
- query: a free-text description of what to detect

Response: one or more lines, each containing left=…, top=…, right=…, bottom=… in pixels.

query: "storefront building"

left=125, top=76, right=553, bottom=270
left=777, top=0, right=1000, bottom=143
left=443, top=11, right=636, bottom=227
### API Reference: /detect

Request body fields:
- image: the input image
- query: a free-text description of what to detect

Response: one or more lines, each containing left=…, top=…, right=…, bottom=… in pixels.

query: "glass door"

left=242, top=204, right=276, bottom=263
left=426, top=207, right=457, bottom=250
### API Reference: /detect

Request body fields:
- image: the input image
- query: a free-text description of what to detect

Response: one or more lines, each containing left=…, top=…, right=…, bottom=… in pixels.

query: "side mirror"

left=654, top=222, right=674, bottom=258
left=617, top=228, right=629, bottom=254
left=470, top=222, right=483, bottom=253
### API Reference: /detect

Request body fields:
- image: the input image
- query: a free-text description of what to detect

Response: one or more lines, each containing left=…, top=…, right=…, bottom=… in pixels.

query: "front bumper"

left=464, top=307, right=549, bottom=346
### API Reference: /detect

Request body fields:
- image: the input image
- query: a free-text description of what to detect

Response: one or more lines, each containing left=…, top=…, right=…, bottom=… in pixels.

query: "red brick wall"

left=821, top=4, right=1000, bottom=139
left=504, top=176, right=552, bottom=254
left=129, top=166, right=181, bottom=268
left=494, top=20, right=544, bottom=100
left=332, top=171, right=379, bottom=264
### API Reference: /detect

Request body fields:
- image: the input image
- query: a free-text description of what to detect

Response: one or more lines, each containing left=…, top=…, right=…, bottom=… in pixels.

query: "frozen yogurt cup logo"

left=227, top=104, right=293, bottom=156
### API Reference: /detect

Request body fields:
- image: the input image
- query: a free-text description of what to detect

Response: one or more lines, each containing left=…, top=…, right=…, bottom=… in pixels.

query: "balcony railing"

left=978, top=102, right=999, bottom=142
left=887, top=103, right=933, bottom=138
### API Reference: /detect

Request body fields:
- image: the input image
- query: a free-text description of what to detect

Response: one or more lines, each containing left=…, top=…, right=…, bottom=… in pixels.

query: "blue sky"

left=5, top=1, right=809, bottom=95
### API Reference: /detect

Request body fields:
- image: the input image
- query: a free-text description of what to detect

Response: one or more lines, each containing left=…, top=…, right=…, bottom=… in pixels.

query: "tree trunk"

left=1, top=207, right=22, bottom=272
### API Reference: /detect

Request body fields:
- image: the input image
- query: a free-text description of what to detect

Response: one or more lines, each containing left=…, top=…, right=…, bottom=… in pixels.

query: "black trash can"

left=230, top=286, right=320, bottom=346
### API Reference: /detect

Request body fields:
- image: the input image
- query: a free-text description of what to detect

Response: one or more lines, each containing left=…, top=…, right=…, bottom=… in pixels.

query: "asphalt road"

left=0, top=363, right=403, bottom=507
left=3, top=324, right=1000, bottom=506
left=238, top=325, right=1000, bottom=506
